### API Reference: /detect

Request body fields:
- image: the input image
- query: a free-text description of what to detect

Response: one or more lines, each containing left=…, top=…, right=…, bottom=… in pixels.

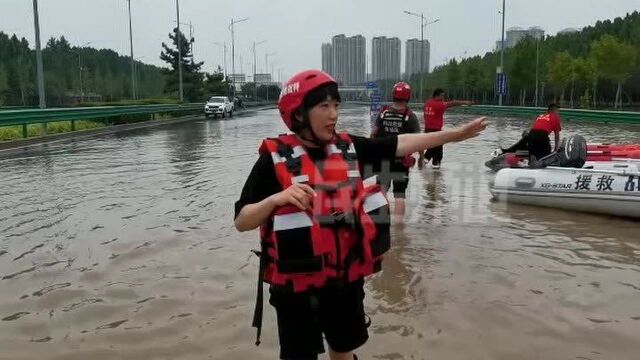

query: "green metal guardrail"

left=346, top=101, right=640, bottom=124
left=0, top=103, right=203, bottom=138
left=447, top=105, right=640, bottom=124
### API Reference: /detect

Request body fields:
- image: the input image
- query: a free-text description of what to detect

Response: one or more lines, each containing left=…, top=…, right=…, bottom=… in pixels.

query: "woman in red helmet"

left=234, top=70, right=486, bottom=360
left=370, top=82, right=421, bottom=221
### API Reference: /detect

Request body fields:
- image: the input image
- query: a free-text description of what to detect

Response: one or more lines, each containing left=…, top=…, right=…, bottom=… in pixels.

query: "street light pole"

left=32, top=0, right=46, bottom=135
left=213, top=42, right=227, bottom=76
left=175, top=0, right=183, bottom=102
left=499, top=0, right=506, bottom=106
left=265, top=52, right=276, bottom=101
left=176, top=21, right=195, bottom=63
left=534, top=37, right=540, bottom=107
left=420, top=13, right=424, bottom=103
left=127, top=0, right=136, bottom=100
left=265, top=52, right=276, bottom=77
left=229, top=17, right=249, bottom=98
left=404, top=10, right=439, bottom=103
left=72, top=42, right=90, bottom=104
left=253, top=40, right=266, bottom=101
left=32, top=0, right=46, bottom=109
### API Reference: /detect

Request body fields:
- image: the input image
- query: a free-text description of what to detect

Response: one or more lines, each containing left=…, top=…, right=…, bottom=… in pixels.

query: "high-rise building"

left=321, top=43, right=333, bottom=75
left=496, top=26, right=545, bottom=50
left=330, top=34, right=366, bottom=85
left=405, top=38, right=430, bottom=79
left=558, top=27, right=579, bottom=35
left=371, top=36, right=401, bottom=81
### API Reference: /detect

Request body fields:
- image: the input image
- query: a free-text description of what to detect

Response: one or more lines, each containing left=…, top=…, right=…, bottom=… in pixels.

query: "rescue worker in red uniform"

left=370, top=82, right=421, bottom=222
left=501, top=103, right=562, bottom=161
left=234, top=70, right=487, bottom=360
left=422, top=88, right=474, bottom=168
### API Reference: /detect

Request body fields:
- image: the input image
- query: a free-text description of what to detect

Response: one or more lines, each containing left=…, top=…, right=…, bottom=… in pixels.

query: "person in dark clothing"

left=501, top=104, right=562, bottom=161
left=370, top=82, right=421, bottom=221
left=234, top=70, right=487, bottom=360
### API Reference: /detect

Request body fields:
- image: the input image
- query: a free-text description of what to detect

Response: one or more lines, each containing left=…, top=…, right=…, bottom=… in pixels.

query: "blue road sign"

left=496, top=73, right=507, bottom=95
left=369, top=88, right=382, bottom=123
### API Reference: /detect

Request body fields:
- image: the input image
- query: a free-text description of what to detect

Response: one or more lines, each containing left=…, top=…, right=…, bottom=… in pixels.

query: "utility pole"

left=253, top=40, right=266, bottom=101
left=499, top=0, right=506, bottom=106
left=175, top=0, right=183, bottom=102
left=127, top=0, right=136, bottom=100
left=534, top=37, right=540, bottom=107
left=229, top=17, right=249, bottom=98
left=214, top=42, right=227, bottom=76
left=404, top=11, right=439, bottom=103
left=32, top=0, right=46, bottom=134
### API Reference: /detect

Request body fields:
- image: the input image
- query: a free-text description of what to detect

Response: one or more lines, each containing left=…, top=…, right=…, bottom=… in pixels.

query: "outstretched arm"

left=447, top=100, right=474, bottom=108
left=396, top=117, right=487, bottom=156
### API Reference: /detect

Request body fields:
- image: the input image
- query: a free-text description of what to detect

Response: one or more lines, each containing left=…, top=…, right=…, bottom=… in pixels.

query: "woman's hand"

left=271, top=183, right=316, bottom=211
left=453, top=117, right=488, bottom=142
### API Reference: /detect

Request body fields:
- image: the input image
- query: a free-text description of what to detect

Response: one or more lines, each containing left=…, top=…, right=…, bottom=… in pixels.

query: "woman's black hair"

left=303, top=82, right=341, bottom=110
left=290, top=82, right=341, bottom=133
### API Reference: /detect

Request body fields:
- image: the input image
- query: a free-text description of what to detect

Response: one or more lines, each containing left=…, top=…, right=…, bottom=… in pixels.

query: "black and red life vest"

left=258, top=132, right=391, bottom=292
left=374, top=105, right=413, bottom=138
left=251, top=132, right=391, bottom=344
left=374, top=106, right=417, bottom=168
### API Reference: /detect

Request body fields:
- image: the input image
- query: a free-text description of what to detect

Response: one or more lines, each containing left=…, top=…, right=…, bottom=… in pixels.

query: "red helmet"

left=278, top=70, right=337, bottom=130
left=392, top=82, right=411, bottom=101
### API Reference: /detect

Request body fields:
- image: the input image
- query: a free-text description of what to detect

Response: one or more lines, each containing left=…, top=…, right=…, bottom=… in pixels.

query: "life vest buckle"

left=317, top=211, right=356, bottom=229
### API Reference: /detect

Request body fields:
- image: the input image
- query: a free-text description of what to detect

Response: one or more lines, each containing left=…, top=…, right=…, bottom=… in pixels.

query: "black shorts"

left=269, top=279, right=369, bottom=359
left=527, top=129, right=552, bottom=160
left=381, top=160, right=409, bottom=198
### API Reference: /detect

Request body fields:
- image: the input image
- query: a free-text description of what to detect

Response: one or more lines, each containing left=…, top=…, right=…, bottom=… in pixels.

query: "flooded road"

left=1, top=106, right=639, bottom=360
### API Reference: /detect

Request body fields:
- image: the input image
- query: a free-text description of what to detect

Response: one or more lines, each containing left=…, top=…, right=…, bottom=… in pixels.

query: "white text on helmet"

left=280, top=81, right=300, bottom=99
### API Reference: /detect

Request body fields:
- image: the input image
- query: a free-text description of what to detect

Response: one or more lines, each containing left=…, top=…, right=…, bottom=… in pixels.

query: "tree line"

left=393, top=11, right=640, bottom=109
left=0, top=28, right=238, bottom=107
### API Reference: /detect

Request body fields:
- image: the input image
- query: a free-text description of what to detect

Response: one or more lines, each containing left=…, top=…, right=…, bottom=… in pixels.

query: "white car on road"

left=204, top=96, right=234, bottom=118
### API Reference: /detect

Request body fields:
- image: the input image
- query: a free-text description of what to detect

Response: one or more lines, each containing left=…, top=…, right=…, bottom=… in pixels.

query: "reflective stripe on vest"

left=327, top=143, right=357, bottom=155
left=292, top=174, right=309, bottom=183
left=347, top=170, right=361, bottom=178
left=271, top=145, right=305, bottom=164
left=363, top=175, right=378, bottom=188
left=273, top=212, right=312, bottom=231
left=363, top=192, right=388, bottom=213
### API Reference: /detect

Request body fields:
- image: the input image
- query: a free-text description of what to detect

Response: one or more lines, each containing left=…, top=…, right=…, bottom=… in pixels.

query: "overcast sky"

left=1, top=0, right=639, bottom=80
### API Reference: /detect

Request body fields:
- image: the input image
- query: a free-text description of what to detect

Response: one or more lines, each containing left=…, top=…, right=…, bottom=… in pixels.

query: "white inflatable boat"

left=489, top=161, right=640, bottom=218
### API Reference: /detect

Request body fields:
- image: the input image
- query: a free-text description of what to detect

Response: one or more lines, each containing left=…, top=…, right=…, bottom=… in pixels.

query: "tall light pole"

left=265, top=52, right=276, bottom=77
left=175, top=0, right=183, bottom=102
left=134, top=56, right=145, bottom=98
left=71, top=42, right=91, bottom=103
left=499, top=0, right=506, bottom=106
left=175, top=21, right=195, bottom=63
left=126, top=0, right=136, bottom=100
left=213, top=42, right=227, bottom=76
left=252, top=40, right=266, bottom=101
left=404, top=10, right=439, bottom=103
left=32, top=0, right=46, bottom=135
left=534, top=37, right=540, bottom=107
left=32, top=0, right=46, bottom=109
left=229, top=17, right=249, bottom=98
left=265, top=52, right=276, bottom=102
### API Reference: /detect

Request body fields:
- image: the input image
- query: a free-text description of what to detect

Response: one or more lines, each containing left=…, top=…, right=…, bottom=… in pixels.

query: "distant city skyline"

left=371, top=36, right=401, bottom=81
left=405, top=38, right=430, bottom=79
left=495, top=26, right=545, bottom=51
left=1, top=0, right=637, bottom=80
